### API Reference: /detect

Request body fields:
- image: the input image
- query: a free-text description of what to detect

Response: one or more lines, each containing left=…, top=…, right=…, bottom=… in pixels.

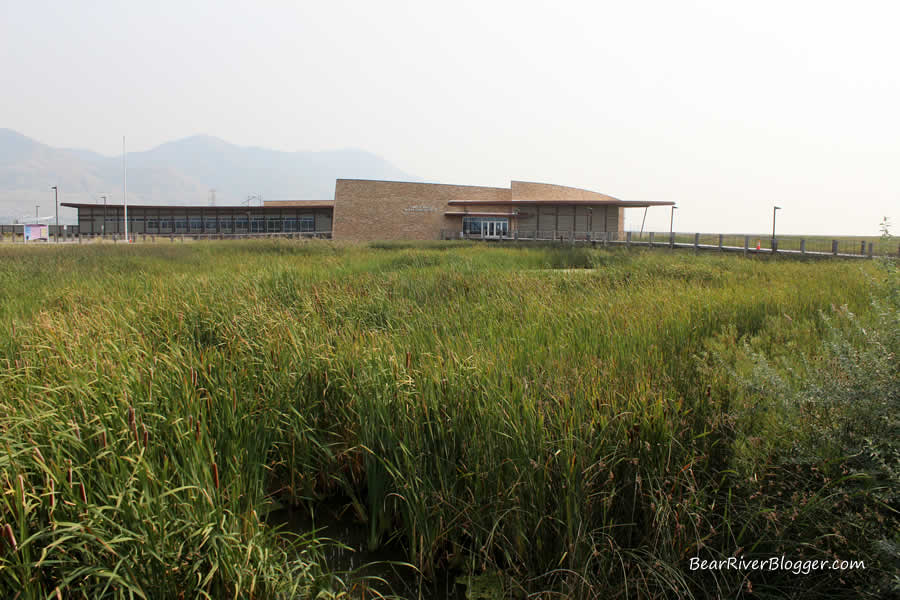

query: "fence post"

left=772, top=238, right=777, bottom=253
left=744, top=235, right=749, bottom=255
left=718, top=234, right=724, bottom=251
left=626, top=231, right=632, bottom=247
left=649, top=232, right=655, bottom=247
left=670, top=231, right=675, bottom=248
left=694, top=233, right=699, bottom=249
left=832, top=240, right=838, bottom=256
left=800, top=239, right=806, bottom=254
left=867, top=242, right=873, bottom=258
left=860, top=240, right=866, bottom=255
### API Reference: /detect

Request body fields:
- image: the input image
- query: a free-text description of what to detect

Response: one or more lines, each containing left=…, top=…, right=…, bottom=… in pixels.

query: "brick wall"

left=332, top=179, right=510, bottom=241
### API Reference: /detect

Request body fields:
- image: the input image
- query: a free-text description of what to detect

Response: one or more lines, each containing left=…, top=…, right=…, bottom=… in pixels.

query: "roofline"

left=264, top=200, right=334, bottom=206
left=336, top=178, right=510, bottom=191
left=61, top=202, right=335, bottom=210
left=447, top=200, right=674, bottom=207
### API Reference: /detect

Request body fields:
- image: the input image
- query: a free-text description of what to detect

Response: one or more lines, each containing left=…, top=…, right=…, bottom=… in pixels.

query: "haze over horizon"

left=2, top=1, right=897, bottom=236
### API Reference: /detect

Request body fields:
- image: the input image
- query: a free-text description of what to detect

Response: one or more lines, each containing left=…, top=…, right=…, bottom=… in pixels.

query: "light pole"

left=772, top=206, right=781, bottom=252
left=51, top=186, right=59, bottom=243
left=670, top=205, right=678, bottom=235
left=35, top=205, right=39, bottom=220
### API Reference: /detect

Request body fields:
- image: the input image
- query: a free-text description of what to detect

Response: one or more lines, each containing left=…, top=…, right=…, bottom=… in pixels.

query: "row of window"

left=82, top=216, right=319, bottom=233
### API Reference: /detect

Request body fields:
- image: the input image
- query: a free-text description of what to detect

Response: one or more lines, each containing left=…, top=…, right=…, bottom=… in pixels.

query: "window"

left=462, top=217, right=508, bottom=235
left=299, top=216, right=315, bottom=232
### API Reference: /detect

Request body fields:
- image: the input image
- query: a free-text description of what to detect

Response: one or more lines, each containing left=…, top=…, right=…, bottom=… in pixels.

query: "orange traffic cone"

left=756, top=239, right=761, bottom=250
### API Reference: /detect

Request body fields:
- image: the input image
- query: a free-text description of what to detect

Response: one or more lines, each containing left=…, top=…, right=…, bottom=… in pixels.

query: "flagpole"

left=123, top=136, right=128, bottom=242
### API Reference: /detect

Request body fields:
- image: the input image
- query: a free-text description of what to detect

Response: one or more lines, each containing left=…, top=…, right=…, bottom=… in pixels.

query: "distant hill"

left=0, top=129, right=420, bottom=223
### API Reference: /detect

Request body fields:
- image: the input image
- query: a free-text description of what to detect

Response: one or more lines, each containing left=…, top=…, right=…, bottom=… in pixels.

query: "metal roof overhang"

left=447, top=200, right=674, bottom=207
left=444, top=211, right=523, bottom=217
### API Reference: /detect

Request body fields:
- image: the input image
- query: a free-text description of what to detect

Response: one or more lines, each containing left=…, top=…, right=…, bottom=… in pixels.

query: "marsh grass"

left=0, top=241, right=894, bottom=598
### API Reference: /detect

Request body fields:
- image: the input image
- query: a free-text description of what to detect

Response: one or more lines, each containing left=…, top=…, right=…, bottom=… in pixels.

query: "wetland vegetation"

left=0, top=241, right=896, bottom=598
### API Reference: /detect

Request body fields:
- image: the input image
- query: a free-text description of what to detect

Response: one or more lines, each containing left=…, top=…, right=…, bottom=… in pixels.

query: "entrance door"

left=481, top=220, right=506, bottom=239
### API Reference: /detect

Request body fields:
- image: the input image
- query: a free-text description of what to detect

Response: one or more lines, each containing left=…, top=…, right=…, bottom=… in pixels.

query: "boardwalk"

left=443, top=230, right=896, bottom=259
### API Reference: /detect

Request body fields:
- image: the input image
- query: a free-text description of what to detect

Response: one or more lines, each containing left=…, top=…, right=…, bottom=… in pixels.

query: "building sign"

left=402, top=205, right=437, bottom=214
left=24, top=224, right=48, bottom=242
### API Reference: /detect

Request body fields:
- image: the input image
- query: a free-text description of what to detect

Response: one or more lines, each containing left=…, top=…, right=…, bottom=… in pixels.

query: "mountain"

left=0, top=129, right=420, bottom=223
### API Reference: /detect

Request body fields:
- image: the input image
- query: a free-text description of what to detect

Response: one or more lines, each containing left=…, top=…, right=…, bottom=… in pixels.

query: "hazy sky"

left=3, top=1, right=897, bottom=235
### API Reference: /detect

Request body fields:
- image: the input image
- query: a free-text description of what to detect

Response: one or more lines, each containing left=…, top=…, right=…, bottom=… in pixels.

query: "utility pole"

left=35, top=205, right=39, bottom=220
left=51, top=186, right=59, bottom=242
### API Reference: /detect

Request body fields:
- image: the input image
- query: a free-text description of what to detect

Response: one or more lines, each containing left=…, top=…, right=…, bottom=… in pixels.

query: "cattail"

left=142, top=424, right=149, bottom=448
left=17, top=474, right=25, bottom=508
left=33, top=447, right=45, bottom=465
left=100, top=429, right=107, bottom=448
left=79, top=482, right=87, bottom=504
left=72, top=420, right=81, bottom=440
left=2, top=523, right=17, bottom=552
left=212, top=462, right=220, bottom=490
left=406, top=351, right=411, bottom=370
left=49, top=479, right=55, bottom=511
left=127, top=406, right=137, bottom=442
left=67, top=460, right=73, bottom=486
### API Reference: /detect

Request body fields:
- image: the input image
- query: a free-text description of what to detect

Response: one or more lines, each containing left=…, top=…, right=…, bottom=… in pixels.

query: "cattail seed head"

left=142, top=425, right=149, bottom=448
left=67, top=460, right=73, bottom=486
left=212, top=462, right=220, bottom=490
left=100, top=430, right=107, bottom=448
left=17, top=474, right=25, bottom=508
left=72, top=420, right=81, bottom=440
left=49, top=479, right=55, bottom=511
left=406, top=351, right=411, bottom=370
left=79, top=482, right=87, bottom=504
left=3, top=523, right=17, bottom=551
left=33, top=447, right=45, bottom=464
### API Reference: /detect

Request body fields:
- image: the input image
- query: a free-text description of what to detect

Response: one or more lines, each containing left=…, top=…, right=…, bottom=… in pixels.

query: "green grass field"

left=1, top=242, right=896, bottom=599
